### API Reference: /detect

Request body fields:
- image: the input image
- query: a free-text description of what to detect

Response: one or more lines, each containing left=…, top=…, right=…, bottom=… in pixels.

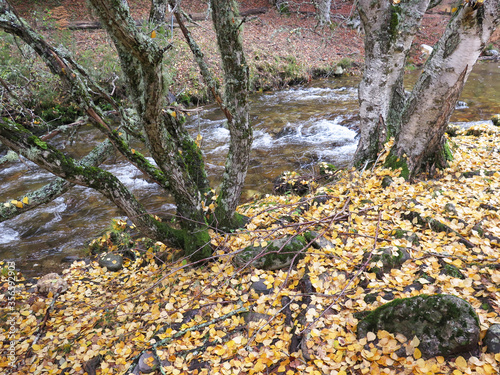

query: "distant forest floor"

left=13, top=0, right=497, bottom=102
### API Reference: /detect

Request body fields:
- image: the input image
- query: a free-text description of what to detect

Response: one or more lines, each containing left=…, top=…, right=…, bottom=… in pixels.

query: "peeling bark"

left=355, top=0, right=500, bottom=178
left=392, top=1, right=500, bottom=176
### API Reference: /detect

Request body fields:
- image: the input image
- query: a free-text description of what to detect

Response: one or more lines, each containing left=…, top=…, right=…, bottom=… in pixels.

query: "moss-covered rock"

left=364, top=246, right=410, bottom=277
left=233, top=235, right=307, bottom=270
left=357, top=294, right=480, bottom=358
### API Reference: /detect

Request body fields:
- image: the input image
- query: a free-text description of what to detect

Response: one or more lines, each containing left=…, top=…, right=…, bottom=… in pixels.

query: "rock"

left=357, top=294, right=480, bottom=358
left=334, top=65, right=344, bottom=76
left=484, top=324, right=500, bottom=354
left=364, top=246, right=410, bottom=277
left=492, top=114, right=500, bottom=126
left=304, top=231, right=336, bottom=250
left=243, top=312, right=272, bottom=324
left=234, top=235, right=307, bottom=270
left=250, top=278, right=273, bottom=295
left=137, top=351, right=159, bottom=374
left=484, top=49, right=499, bottom=56
left=98, top=253, right=123, bottom=272
left=36, top=273, right=68, bottom=296
left=420, top=44, right=433, bottom=57
left=381, top=175, right=393, bottom=188
left=444, top=203, right=458, bottom=216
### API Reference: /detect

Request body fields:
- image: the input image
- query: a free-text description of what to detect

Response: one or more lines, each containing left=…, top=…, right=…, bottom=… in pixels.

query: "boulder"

left=234, top=235, right=307, bottom=270
left=36, top=273, right=68, bottom=296
left=98, top=253, right=123, bottom=272
left=357, top=294, right=480, bottom=358
left=483, top=324, right=500, bottom=354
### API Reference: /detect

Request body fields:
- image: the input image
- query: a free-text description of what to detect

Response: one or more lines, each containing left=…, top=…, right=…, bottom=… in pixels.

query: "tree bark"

left=354, top=0, right=431, bottom=167
left=0, top=118, right=179, bottom=244
left=211, top=0, right=252, bottom=230
left=315, top=0, right=332, bottom=26
left=0, top=139, right=114, bottom=222
left=390, top=1, right=500, bottom=177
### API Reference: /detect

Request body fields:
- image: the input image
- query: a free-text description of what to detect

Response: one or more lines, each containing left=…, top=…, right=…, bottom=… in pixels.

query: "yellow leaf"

left=414, top=348, right=422, bottom=359
left=32, top=344, right=41, bottom=351
left=11, top=200, right=23, bottom=208
left=455, top=356, right=467, bottom=369
left=171, top=111, right=176, bottom=118
left=131, top=149, right=136, bottom=154
left=151, top=30, right=156, bottom=38
left=22, top=196, right=29, bottom=205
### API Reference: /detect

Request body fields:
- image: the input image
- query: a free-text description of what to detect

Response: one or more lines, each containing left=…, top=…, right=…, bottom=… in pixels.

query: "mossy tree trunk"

left=0, top=0, right=252, bottom=262
left=354, top=0, right=500, bottom=178
left=354, top=0, right=433, bottom=167
left=211, top=0, right=252, bottom=230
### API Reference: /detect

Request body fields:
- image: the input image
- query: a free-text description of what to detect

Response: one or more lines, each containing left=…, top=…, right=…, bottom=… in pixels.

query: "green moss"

left=389, top=5, right=402, bottom=41
left=442, top=140, right=453, bottom=161
left=384, top=152, right=410, bottom=180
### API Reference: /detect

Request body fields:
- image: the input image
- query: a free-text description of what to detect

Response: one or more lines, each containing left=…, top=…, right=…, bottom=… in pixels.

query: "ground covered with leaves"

left=2, top=123, right=500, bottom=374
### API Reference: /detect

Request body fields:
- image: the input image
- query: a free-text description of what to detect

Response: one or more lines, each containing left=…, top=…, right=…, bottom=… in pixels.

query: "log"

left=51, top=7, right=268, bottom=31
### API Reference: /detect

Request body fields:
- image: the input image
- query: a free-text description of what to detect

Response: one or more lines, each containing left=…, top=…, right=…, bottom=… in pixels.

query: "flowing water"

left=1, top=62, right=500, bottom=276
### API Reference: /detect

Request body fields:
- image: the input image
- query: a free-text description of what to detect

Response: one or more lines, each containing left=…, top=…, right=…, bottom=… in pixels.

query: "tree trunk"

left=0, top=139, right=114, bottom=222
left=354, top=0, right=431, bottom=167
left=0, top=118, right=180, bottom=244
left=315, top=0, right=332, bottom=26
left=211, top=0, right=252, bottom=230
left=390, top=1, right=500, bottom=177
left=354, top=0, right=500, bottom=178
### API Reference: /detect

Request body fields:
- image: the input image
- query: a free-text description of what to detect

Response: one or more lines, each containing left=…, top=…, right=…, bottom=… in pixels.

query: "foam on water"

left=0, top=223, right=20, bottom=244
left=261, top=86, right=358, bottom=104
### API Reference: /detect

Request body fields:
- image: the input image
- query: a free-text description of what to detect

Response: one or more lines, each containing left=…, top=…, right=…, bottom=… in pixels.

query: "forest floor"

left=2, top=1, right=500, bottom=375
left=3, top=123, right=500, bottom=374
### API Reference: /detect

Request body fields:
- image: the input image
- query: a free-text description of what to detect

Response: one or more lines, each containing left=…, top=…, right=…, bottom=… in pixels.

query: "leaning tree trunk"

left=211, top=0, right=252, bottom=230
left=88, top=0, right=213, bottom=260
left=389, top=1, right=500, bottom=177
left=354, top=0, right=432, bottom=167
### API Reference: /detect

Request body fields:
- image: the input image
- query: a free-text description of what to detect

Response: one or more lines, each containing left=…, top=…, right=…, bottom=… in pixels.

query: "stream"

left=1, top=62, right=500, bottom=276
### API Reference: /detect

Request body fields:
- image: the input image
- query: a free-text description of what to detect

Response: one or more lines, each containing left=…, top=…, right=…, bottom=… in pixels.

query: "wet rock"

left=36, top=273, right=68, bottom=296
left=483, top=324, right=500, bottom=354
left=98, top=253, right=123, bottom=272
left=357, top=294, right=480, bottom=358
left=234, top=235, right=307, bottom=270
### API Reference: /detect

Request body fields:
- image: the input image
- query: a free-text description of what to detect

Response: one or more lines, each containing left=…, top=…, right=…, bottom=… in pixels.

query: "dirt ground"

left=12, top=0, right=495, bottom=100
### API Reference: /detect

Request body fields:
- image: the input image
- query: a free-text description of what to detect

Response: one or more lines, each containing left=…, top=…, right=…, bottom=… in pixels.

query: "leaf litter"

left=1, top=122, right=500, bottom=374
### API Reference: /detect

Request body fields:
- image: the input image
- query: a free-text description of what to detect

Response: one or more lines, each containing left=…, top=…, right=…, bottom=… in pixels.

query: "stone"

left=137, top=351, right=159, bottom=373
left=483, top=324, right=500, bottom=354
left=36, top=273, right=68, bottom=296
left=492, top=114, right=500, bottom=127
left=250, top=278, right=273, bottom=295
left=364, top=246, right=410, bottom=277
left=98, top=253, right=123, bottom=272
left=357, top=294, right=480, bottom=358
left=304, top=231, right=336, bottom=250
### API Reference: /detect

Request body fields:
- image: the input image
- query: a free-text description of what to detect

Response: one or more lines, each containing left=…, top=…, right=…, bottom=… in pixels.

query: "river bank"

left=2, top=121, right=500, bottom=374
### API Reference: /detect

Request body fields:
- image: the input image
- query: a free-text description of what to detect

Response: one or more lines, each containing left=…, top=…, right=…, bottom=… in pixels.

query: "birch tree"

left=0, top=0, right=251, bottom=261
left=354, top=0, right=500, bottom=178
